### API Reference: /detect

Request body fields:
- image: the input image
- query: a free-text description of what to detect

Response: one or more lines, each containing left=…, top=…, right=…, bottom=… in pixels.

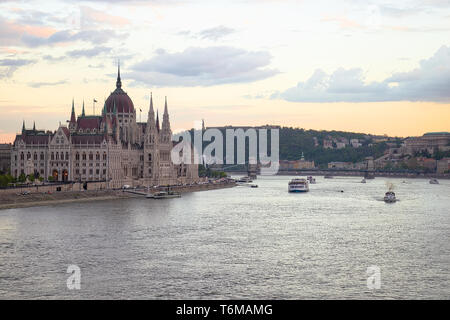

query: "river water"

left=0, top=176, right=449, bottom=299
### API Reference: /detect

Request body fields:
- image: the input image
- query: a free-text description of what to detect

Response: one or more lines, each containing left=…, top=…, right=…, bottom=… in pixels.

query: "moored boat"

left=429, top=178, right=439, bottom=184
left=288, top=178, right=309, bottom=193
left=361, top=178, right=366, bottom=183
left=148, top=191, right=181, bottom=199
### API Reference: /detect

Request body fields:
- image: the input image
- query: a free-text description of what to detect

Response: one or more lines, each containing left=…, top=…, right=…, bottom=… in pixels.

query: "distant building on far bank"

left=404, top=132, right=450, bottom=154
left=0, top=144, right=12, bottom=174
left=280, top=153, right=315, bottom=170
left=437, top=158, right=450, bottom=174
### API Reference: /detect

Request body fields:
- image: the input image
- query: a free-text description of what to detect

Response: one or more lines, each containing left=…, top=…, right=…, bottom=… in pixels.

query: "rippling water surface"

left=0, top=176, right=449, bottom=299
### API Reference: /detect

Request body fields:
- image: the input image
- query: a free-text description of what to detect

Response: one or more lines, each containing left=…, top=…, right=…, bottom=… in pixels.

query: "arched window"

left=96, top=153, right=100, bottom=160
left=33, top=153, right=37, bottom=160
left=82, top=153, right=86, bottom=160
left=66, top=152, right=69, bottom=160
left=76, top=153, right=80, bottom=160
left=20, top=152, right=24, bottom=160
left=103, top=153, right=107, bottom=161
left=27, top=152, right=31, bottom=160
left=89, top=153, right=93, bottom=160
left=51, top=152, right=54, bottom=160
left=56, top=152, right=59, bottom=160
left=40, top=153, right=44, bottom=160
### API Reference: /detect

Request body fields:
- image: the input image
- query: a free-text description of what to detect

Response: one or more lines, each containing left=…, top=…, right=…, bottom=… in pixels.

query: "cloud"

left=67, top=46, right=111, bottom=58
left=272, top=45, right=450, bottom=103
left=0, top=58, right=35, bottom=78
left=42, top=55, right=66, bottom=62
left=128, top=46, right=278, bottom=87
left=177, top=25, right=236, bottom=41
left=80, top=6, right=130, bottom=28
left=0, top=18, right=126, bottom=48
left=198, top=26, right=236, bottom=40
left=27, top=80, right=68, bottom=88
left=21, top=29, right=125, bottom=47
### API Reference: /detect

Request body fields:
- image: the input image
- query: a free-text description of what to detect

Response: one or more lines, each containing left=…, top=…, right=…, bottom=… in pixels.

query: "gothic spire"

left=150, top=92, right=154, bottom=113
left=164, top=96, right=168, bottom=115
left=147, top=92, right=155, bottom=126
left=33, top=121, right=36, bottom=131
left=156, top=109, right=160, bottom=131
left=70, top=98, right=76, bottom=123
left=82, top=100, right=85, bottom=117
left=116, top=60, right=122, bottom=89
left=162, top=96, right=170, bottom=131
left=22, top=120, right=25, bottom=134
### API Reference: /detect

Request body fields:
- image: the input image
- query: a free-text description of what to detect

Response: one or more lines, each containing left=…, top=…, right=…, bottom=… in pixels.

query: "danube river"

left=0, top=176, right=449, bottom=299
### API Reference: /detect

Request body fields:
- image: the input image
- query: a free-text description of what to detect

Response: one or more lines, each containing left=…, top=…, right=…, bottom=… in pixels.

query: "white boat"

left=288, top=178, right=309, bottom=193
left=237, top=176, right=253, bottom=183
left=383, top=191, right=396, bottom=203
left=429, top=179, right=439, bottom=184
left=307, top=176, right=316, bottom=184
left=361, top=178, right=366, bottom=183
left=147, top=191, right=181, bottom=199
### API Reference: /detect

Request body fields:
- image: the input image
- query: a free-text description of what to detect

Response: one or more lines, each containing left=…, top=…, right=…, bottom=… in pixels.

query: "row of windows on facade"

left=74, top=169, right=107, bottom=175
left=16, top=152, right=108, bottom=161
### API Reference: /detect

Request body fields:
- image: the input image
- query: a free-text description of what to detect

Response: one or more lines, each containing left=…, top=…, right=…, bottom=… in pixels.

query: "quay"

left=0, top=180, right=236, bottom=210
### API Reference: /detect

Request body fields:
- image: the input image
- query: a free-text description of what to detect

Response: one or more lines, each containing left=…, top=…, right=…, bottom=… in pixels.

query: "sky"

left=0, top=0, right=449, bottom=142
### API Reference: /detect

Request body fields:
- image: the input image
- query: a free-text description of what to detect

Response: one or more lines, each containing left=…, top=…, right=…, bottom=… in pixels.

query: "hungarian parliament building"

left=10, top=67, right=199, bottom=188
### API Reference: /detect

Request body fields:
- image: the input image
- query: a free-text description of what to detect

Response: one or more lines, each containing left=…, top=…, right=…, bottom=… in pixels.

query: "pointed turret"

left=164, top=96, right=168, bottom=115
left=22, top=120, right=25, bottom=134
left=116, top=60, right=122, bottom=89
left=147, top=93, right=155, bottom=125
left=156, top=109, right=160, bottom=132
left=162, top=96, right=170, bottom=131
left=33, top=121, right=36, bottom=131
left=70, top=98, right=76, bottom=123
left=81, top=100, right=85, bottom=117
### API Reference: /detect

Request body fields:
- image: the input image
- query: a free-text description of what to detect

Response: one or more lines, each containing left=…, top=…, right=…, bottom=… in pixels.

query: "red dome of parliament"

left=105, top=65, right=135, bottom=114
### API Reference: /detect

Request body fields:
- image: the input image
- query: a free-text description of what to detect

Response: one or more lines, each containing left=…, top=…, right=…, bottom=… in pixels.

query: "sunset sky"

left=0, top=0, right=449, bottom=142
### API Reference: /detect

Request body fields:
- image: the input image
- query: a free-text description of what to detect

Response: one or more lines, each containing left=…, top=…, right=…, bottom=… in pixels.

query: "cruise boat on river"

left=288, top=178, right=310, bottom=193
left=383, top=191, right=396, bottom=203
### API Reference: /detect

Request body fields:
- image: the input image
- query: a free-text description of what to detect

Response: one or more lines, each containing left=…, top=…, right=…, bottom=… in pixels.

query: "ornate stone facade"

left=10, top=67, right=199, bottom=188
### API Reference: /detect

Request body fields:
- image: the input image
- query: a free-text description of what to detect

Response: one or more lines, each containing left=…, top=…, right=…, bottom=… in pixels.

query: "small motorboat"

left=361, top=178, right=366, bottom=183
left=307, top=176, right=316, bottom=184
left=383, top=191, right=396, bottom=203
left=429, top=179, right=439, bottom=184
left=250, top=184, right=258, bottom=188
